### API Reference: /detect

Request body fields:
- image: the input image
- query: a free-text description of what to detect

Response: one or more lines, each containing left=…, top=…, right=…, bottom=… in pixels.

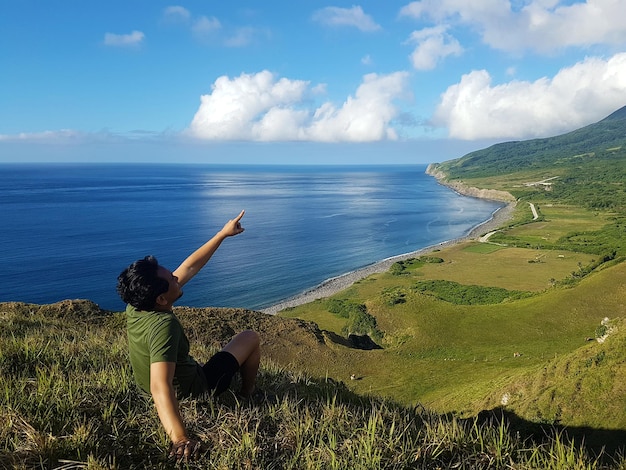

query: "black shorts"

left=200, top=351, right=240, bottom=396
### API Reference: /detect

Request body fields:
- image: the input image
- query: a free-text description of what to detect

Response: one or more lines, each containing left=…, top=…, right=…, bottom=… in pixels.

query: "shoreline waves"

left=262, top=175, right=516, bottom=315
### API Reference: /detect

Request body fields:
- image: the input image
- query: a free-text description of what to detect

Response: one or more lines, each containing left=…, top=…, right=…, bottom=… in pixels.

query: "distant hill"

left=431, top=105, right=626, bottom=212
left=435, top=105, right=626, bottom=179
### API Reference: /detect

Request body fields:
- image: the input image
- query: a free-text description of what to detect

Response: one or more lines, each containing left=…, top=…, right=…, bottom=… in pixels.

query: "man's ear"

left=155, top=294, right=168, bottom=307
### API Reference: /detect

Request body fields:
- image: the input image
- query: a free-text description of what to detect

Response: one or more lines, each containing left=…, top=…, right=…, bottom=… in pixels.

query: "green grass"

left=1, top=300, right=624, bottom=469
left=463, top=243, right=507, bottom=254
left=489, top=204, right=623, bottom=255
left=282, top=260, right=626, bottom=413
left=411, top=279, right=532, bottom=304
left=279, top=202, right=626, bottom=450
left=401, top=231, right=597, bottom=292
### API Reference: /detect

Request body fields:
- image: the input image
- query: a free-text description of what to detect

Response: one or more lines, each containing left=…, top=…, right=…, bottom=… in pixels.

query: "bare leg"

left=221, top=330, right=260, bottom=396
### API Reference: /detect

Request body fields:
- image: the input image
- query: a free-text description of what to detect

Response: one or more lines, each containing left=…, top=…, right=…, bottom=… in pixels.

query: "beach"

left=261, top=200, right=516, bottom=315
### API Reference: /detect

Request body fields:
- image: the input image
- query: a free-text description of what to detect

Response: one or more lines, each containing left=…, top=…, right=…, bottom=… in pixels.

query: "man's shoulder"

left=126, top=305, right=179, bottom=332
left=126, top=304, right=175, bottom=319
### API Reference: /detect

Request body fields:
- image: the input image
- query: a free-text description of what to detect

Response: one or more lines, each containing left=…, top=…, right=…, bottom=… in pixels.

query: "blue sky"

left=1, top=0, right=625, bottom=164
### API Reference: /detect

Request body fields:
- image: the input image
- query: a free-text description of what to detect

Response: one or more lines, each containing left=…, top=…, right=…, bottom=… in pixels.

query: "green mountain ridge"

left=436, top=104, right=626, bottom=179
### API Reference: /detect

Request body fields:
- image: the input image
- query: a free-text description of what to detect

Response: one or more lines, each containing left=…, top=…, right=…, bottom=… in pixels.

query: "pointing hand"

left=220, top=210, right=245, bottom=237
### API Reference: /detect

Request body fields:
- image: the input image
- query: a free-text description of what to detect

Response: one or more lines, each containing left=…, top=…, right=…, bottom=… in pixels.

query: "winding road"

left=480, top=202, right=538, bottom=243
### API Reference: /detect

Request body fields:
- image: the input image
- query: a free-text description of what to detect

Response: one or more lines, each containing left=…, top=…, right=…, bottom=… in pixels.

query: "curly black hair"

left=117, top=255, right=169, bottom=311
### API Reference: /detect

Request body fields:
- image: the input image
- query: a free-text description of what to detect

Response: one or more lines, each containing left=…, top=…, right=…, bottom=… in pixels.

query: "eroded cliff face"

left=425, top=164, right=515, bottom=203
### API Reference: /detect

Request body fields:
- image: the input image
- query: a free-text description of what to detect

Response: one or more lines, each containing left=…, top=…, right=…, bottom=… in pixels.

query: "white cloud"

left=103, top=30, right=145, bottom=48
left=433, top=52, right=626, bottom=139
left=224, top=27, right=269, bottom=47
left=312, top=6, right=381, bottom=32
left=163, top=7, right=265, bottom=47
left=0, top=129, right=167, bottom=144
left=399, top=0, right=626, bottom=53
left=188, top=70, right=410, bottom=142
left=505, top=66, right=517, bottom=77
left=192, top=16, right=222, bottom=37
left=188, top=71, right=309, bottom=141
left=0, top=129, right=83, bottom=142
left=406, top=26, right=463, bottom=70
left=163, top=6, right=191, bottom=23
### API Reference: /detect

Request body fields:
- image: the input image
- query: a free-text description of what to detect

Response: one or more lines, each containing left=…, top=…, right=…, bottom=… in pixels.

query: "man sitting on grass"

left=116, top=210, right=261, bottom=462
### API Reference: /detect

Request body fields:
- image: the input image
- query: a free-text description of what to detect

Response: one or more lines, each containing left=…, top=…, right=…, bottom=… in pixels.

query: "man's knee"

left=237, top=329, right=260, bottom=349
left=222, top=330, right=260, bottom=365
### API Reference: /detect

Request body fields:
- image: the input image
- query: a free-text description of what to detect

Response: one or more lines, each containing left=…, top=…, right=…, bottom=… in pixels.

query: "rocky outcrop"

left=426, top=164, right=515, bottom=203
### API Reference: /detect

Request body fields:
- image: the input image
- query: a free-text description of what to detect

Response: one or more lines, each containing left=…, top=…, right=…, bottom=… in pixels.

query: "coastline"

left=261, top=172, right=516, bottom=315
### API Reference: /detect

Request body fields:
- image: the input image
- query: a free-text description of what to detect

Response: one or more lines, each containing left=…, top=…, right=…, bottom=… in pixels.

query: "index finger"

left=234, top=210, right=245, bottom=222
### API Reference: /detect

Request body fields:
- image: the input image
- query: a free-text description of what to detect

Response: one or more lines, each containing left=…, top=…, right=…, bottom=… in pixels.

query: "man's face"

left=156, top=266, right=183, bottom=308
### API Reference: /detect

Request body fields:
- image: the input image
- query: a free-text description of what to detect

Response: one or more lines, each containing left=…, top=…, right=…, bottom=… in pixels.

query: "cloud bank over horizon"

left=2, top=0, right=626, bottom=159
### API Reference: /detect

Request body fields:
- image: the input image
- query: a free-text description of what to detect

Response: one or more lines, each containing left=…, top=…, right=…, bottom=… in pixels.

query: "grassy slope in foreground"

left=2, top=300, right=625, bottom=468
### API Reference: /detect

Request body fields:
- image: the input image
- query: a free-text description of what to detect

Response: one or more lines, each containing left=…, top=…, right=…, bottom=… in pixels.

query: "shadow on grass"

left=472, top=407, right=626, bottom=462
left=324, top=330, right=383, bottom=350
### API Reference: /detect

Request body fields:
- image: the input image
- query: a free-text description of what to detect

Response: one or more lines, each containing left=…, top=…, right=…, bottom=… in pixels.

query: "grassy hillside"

left=2, top=300, right=624, bottom=469
left=436, top=105, right=626, bottom=182
left=281, top=230, right=626, bottom=418
left=276, top=106, right=626, bottom=463
left=432, top=106, right=626, bottom=215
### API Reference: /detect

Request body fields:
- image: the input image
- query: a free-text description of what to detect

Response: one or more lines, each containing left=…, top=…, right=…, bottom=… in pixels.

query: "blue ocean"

left=0, top=164, right=502, bottom=311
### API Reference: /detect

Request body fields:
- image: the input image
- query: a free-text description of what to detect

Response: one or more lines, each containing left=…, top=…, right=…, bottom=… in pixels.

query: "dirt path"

left=479, top=231, right=498, bottom=242
left=480, top=202, right=536, bottom=244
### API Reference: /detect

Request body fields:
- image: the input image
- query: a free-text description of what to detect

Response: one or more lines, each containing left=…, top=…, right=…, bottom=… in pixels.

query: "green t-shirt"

left=125, top=305, right=208, bottom=398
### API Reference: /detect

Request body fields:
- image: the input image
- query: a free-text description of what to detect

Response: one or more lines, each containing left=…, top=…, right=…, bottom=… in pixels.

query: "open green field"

left=496, top=203, right=617, bottom=244
left=455, top=171, right=567, bottom=196
left=279, top=201, right=626, bottom=430
left=408, top=243, right=594, bottom=291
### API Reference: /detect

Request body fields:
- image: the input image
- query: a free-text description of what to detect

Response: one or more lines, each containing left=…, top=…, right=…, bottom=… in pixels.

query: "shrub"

left=390, top=257, right=444, bottom=276
left=381, top=287, right=406, bottom=306
left=412, top=280, right=532, bottom=305
left=326, top=299, right=383, bottom=341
